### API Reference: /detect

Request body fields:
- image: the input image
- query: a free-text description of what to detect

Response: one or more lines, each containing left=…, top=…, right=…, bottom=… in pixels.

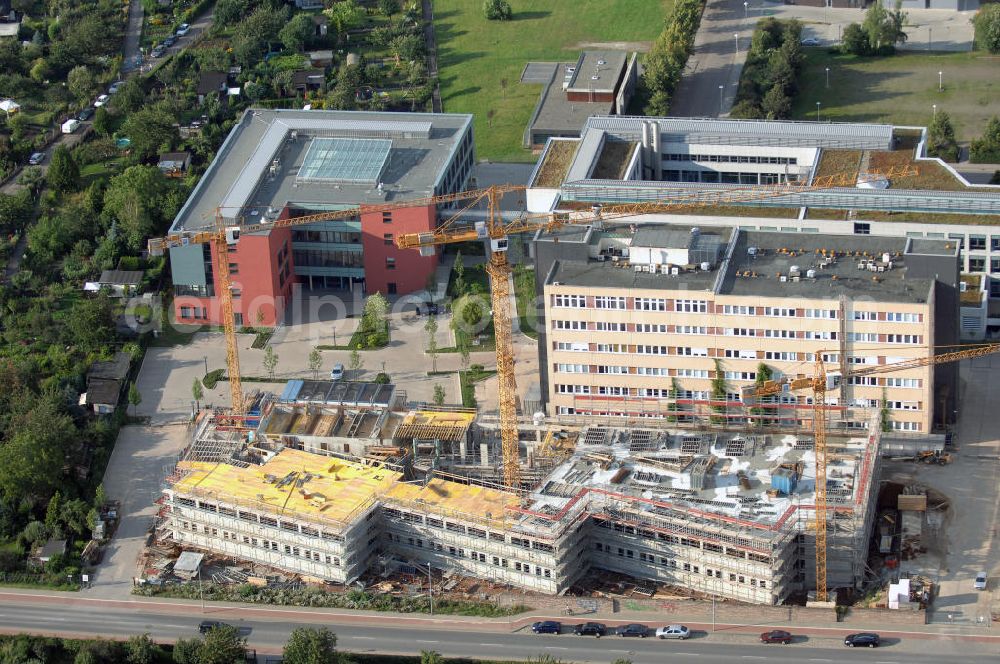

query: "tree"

left=102, top=165, right=176, bottom=251
left=215, top=0, right=253, bottom=28
left=308, top=348, right=322, bottom=379
left=0, top=395, right=76, bottom=504
left=263, top=345, right=279, bottom=379
left=47, top=145, right=80, bottom=193
left=0, top=189, right=34, bottom=234
left=125, top=633, right=156, bottom=664
left=421, top=651, right=444, bottom=664
left=432, top=384, right=446, bottom=406
left=280, top=13, right=315, bottom=53
left=198, top=624, right=247, bottom=664
left=112, top=79, right=145, bottom=115
left=861, top=0, right=906, bottom=54
left=171, top=637, right=202, bottom=664
left=128, top=382, right=142, bottom=416
left=970, top=115, right=1000, bottom=163
left=67, top=65, right=96, bottom=104
left=349, top=347, right=363, bottom=374
left=192, top=378, right=204, bottom=410
left=92, top=107, right=112, bottom=137
left=761, top=84, right=791, bottom=120
left=325, top=0, right=365, bottom=37
left=928, top=110, right=959, bottom=162
left=452, top=251, right=466, bottom=296
left=483, top=0, right=512, bottom=21
left=974, top=4, right=1000, bottom=54
left=458, top=337, right=471, bottom=370
left=425, top=315, right=439, bottom=373
left=120, top=107, right=178, bottom=161
left=45, top=491, right=62, bottom=531
left=283, top=627, right=338, bottom=664
left=841, top=22, right=870, bottom=55
left=379, top=0, right=399, bottom=17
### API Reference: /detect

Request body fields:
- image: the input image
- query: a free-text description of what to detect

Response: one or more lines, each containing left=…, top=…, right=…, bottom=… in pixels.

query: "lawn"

left=434, top=0, right=671, bottom=161
left=791, top=50, right=1000, bottom=142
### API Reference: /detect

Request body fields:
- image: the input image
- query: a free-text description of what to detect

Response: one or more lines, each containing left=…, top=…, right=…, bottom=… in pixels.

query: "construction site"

left=155, top=376, right=885, bottom=606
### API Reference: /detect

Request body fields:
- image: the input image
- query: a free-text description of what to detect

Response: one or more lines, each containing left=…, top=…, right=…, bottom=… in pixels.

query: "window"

left=969, top=235, right=986, bottom=251
left=595, top=296, right=626, bottom=309
left=228, top=262, right=239, bottom=275
left=553, top=294, right=585, bottom=308
left=675, top=299, right=708, bottom=313
left=555, top=363, right=588, bottom=373
left=763, top=307, right=795, bottom=317
left=677, top=346, right=708, bottom=357
left=854, top=222, right=870, bottom=235
left=386, top=257, right=396, bottom=270
left=675, top=368, right=709, bottom=378
left=382, top=212, right=392, bottom=224
left=886, top=334, right=922, bottom=344
left=970, top=257, right=986, bottom=272
left=804, top=309, right=837, bottom=319
left=387, top=282, right=397, bottom=294
left=764, top=351, right=797, bottom=361
left=675, top=325, right=707, bottom=335
left=853, top=311, right=877, bottom=321
left=554, top=319, right=587, bottom=330
left=383, top=233, right=394, bottom=246
left=635, top=297, right=665, bottom=311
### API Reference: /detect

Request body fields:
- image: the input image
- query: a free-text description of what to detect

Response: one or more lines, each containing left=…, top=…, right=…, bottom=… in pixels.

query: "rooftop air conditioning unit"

left=634, top=264, right=643, bottom=273
left=700, top=262, right=711, bottom=271
left=960, top=281, right=968, bottom=292
left=660, top=264, right=669, bottom=274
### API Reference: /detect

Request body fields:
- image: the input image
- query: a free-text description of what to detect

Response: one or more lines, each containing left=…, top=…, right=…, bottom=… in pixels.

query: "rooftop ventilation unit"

left=747, top=246, right=758, bottom=257
left=597, top=59, right=607, bottom=65
left=700, top=262, right=711, bottom=271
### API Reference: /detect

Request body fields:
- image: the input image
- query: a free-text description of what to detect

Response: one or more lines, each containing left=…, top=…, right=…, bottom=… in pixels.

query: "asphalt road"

left=0, top=594, right=996, bottom=663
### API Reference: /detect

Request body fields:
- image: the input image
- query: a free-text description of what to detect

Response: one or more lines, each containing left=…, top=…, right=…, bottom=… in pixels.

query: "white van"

left=61, top=119, right=81, bottom=134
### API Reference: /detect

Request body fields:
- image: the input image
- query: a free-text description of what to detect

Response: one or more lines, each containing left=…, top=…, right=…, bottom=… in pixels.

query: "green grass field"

left=434, top=0, right=670, bottom=161
left=792, top=50, right=1000, bottom=142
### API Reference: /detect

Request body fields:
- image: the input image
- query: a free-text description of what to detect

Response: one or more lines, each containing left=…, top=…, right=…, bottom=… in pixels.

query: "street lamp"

left=816, top=101, right=821, bottom=122
left=734, top=33, right=739, bottom=53
left=744, top=1, right=749, bottom=21
left=825, top=67, right=830, bottom=89
left=932, top=104, right=937, bottom=119
left=938, top=70, right=943, bottom=92
left=719, top=84, right=725, bottom=112
left=928, top=27, right=932, bottom=51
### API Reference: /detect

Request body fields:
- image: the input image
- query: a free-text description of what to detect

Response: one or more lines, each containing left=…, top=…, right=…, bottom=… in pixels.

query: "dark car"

left=163, top=35, right=177, bottom=47
left=531, top=620, right=561, bottom=634
left=573, top=622, right=606, bottom=637
left=616, top=623, right=648, bottom=638
left=198, top=620, right=230, bottom=634
left=844, top=633, right=880, bottom=648
left=77, top=107, right=94, bottom=121
left=760, top=629, right=793, bottom=644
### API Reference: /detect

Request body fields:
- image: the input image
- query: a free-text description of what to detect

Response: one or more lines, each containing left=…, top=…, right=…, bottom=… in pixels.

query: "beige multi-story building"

left=535, top=225, right=960, bottom=432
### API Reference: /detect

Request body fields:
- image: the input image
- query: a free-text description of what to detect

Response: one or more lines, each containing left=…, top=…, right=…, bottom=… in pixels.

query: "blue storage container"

left=771, top=468, right=798, bottom=495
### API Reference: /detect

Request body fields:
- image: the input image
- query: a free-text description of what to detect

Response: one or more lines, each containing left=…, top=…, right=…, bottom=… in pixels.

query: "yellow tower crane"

left=744, top=342, right=1000, bottom=602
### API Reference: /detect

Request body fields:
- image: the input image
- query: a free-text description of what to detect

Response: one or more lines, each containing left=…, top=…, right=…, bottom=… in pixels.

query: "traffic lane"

left=0, top=604, right=996, bottom=664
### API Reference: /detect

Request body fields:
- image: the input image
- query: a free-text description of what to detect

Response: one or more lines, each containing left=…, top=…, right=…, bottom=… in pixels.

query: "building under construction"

left=160, top=379, right=883, bottom=604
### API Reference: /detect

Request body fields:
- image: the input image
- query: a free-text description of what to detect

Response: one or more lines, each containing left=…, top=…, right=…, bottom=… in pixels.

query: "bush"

left=973, top=4, right=1000, bottom=54
left=730, top=18, right=803, bottom=120
left=483, top=0, right=512, bottom=21
left=970, top=116, right=1000, bottom=164
left=641, top=0, right=705, bottom=115
left=203, top=369, right=224, bottom=389
left=373, top=372, right=391, bottom=384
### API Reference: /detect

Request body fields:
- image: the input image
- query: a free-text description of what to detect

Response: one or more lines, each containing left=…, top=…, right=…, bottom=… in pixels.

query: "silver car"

left=655, top=624, right=690, bottom=640
left=974, top=572, right=987, bottom=590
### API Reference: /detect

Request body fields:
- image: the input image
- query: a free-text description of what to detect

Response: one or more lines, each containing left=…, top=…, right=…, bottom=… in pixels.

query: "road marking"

left=809, top=660, right=833, bottom=663
left=416, top=640, right=439, bottom=644
left=479, top=644, right=504, bottom=647
left=547, top=647, right=568, bottom=650
left=741, top=658, right=766, bottom=661
left=352, top=636, right=376, bottom=640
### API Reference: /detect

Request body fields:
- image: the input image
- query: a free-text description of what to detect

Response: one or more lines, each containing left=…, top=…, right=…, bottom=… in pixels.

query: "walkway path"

left=670, top=0, right=753, bottom=118
left=421, top=0, right=443, bottom=113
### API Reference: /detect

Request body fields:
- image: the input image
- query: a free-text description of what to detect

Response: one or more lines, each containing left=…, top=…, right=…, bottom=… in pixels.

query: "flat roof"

left=543, top=223, right=943, bottom=303
left=174, top=448, right=401, bottom=527
left=566, top=51, right=628, bottom=94
left=170, top=109, right=472, bottom=232
left=530, top=62, right=613, bottom=137
left=172, top=447, right=515, bottom=528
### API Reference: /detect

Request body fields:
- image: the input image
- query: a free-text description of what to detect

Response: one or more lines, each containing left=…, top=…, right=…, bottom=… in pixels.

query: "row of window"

left=175, top=498, right=359, bottom=540
left=594, top=542, right=771, bottom=589
left=663, top=153, right=798, bottom=166
left=381, top=508, right=554, bottom=551
left=176, top=521, right=344, bottom=567
left=720, top=305, right=836, bottom=319
left=291, top=230, right=362, bottom=244
left=551, top=296, right=708, bottom=312
left=389, top=533, right=553, bottom=578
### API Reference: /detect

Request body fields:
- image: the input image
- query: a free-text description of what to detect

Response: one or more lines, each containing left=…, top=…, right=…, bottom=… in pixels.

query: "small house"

left=312, top=14, right=328, bottom=37
left=196, top=71, right=228, bottom=105
left=308, top=50, right=334, bottom=68
left=0, top=98, right=20, bottom=115
left=84, top=269, right=144, bottom=297
left=157, top=151, right=191, bottom=177
left=31, top=538, right=67, bottom=568
left=84, top=351, right=131, bottom=414
left=173, top=551, right=204, bottom=580
left=290, top=69, right=326, bottom=94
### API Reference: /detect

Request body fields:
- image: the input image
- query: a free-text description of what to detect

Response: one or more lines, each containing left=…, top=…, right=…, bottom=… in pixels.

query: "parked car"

left=94, top=94, right=109, bottom=107
left=760, top=629, right=793, bottom=644
left=163, top=35, right=177, bottom=47
left=330, top=363, right=345, bottom=380
left=800, top=37, right=820, bottom=46
left=151, top=45, right=166, bottom=58
left=616, top=624, right=648, bottom=638
left=108, top=81, right=123, bottom=94
left=28, top=152, right=45, bottom=165
left=655, top=624, right=690, bottom=640
left=844, top=633, right=880, bottom=648
left=176, top=23, right=190, bottom=36
left=531, top=621, right=561, bottom=634
left=198, top=620, right=230, bottom=634
left=974, top=572, right=987, bottom=590
left=572, top=622, right=606, bottom=637
left=77, top=107, right=94, bottom=121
